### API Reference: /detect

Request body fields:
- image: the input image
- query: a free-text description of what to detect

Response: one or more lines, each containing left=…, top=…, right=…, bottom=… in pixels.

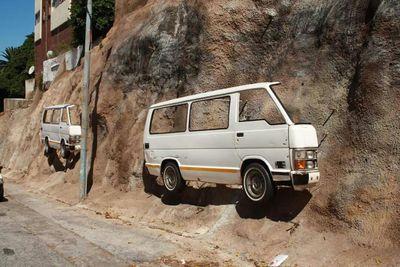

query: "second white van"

left=144, top=82, right=320, bottom=202
left=40, top=104, right=81, bottom=158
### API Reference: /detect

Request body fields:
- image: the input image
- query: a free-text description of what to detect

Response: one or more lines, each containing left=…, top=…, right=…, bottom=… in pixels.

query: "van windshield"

left=68, top=106, right=81, bottom=126
left=269, top=87, right=303, bottom=124
left=239, top=89, right=286, bottom=125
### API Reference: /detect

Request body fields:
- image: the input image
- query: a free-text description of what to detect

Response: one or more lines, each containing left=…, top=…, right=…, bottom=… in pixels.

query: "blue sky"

left=0, top=0, right=34, bottom=58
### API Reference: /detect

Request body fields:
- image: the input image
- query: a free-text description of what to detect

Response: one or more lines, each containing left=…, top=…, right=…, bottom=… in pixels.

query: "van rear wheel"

left=162, top=162, right=184, bottom=193
left=0, top=183, right=4, bottom=201
left=243, top=163, right=274, bottom=203
left=44, top=138, right=53, bottom=155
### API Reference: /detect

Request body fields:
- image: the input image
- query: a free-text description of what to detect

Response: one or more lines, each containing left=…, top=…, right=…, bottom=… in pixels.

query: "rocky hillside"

left=0, top=0, right=399, bottom=257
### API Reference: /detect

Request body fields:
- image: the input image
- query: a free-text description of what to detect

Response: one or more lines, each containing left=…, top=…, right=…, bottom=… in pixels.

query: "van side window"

left=43, top=110, right=52, bottom=123
left=52, top=109, right=61, bottom=124
left=61, top=108, right=68, bottom=124
left=190, top=96, right=230, bottom=131
left=239, top=89, right=285, bottom=125
left=150, top=104, right=188, bottom=134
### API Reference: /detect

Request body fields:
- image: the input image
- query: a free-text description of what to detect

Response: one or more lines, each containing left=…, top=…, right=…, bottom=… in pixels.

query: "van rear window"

left=190, top=96, right=230, bottom=131
left=43, top=110, right=52, bottom=123
left=150, top=104, right=188, bottom=134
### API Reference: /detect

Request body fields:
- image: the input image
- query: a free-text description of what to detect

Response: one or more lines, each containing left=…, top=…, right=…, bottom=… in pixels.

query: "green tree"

left=0, top=33, right=34, bottom=102
left=70, top=0, right=115, bottom=46
left=0, top=47, right=17, bottom=69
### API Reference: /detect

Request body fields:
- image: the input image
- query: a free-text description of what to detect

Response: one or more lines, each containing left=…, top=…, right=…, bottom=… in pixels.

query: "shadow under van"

left=142, top=164, right=311, bottom=222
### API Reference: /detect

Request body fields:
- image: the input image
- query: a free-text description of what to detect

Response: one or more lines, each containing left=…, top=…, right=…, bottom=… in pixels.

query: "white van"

left=143, top=82, right=320, bottom=202
left=40, top=104, right=81, bottom=158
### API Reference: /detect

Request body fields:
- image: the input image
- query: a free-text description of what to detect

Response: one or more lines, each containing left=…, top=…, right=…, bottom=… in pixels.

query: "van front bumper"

left=73, top=145, right=81, bottom=150
left=66, top=144, right=81, bottom=150
left=290, top=170, right=320, bottom=191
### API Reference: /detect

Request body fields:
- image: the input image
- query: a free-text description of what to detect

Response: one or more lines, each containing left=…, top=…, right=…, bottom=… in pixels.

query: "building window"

left=35, top=11, right=40, bottom=25
left=52, top=0, right=66, bottom=8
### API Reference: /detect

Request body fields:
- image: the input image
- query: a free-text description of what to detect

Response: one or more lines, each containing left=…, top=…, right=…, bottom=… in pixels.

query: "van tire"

left=162, top=162, right=185, bottom=193
left=60, top=140, right=70, bottom=159
left=44, top=138, right=53, bottom=155
left=242, top=163, right=274, bottom=203
left=0, top=183, right=4, bottom=201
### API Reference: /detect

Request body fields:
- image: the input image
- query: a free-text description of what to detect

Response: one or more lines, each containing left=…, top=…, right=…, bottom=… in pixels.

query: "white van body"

left=144, top=82, right=320, bottom=201
left=40, top=104, right=81, bottom=157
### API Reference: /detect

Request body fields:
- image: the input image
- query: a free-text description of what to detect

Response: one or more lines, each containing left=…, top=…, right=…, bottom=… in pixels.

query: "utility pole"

left=80, top=0, right=92, bottom=201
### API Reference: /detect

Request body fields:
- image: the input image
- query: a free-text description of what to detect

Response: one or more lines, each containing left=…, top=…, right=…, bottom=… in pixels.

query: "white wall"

left=34, top=0, right=42, bottom=42
left=43, top=57, right=60, bottom=83
left=25, top=79, right=36, bottom=99
left=50, top=0, right=72, bottom=31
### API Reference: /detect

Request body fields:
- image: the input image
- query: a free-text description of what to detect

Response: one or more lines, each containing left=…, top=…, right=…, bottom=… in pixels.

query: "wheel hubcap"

left=164, top=166, right=177, bottom=190
left=245, top=168, right=266, bottom=200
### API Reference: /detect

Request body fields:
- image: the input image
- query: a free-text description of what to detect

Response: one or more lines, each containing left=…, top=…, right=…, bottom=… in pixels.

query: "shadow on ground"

left=46, top=150, right=80, bottom=172
left=142, top=165, right=311, bottom=222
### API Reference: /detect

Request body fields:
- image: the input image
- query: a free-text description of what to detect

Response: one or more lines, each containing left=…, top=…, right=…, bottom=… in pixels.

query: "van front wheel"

left=162, top=162, right=184, bottom=193
left=60, top=141, right=70, bottom=159
left=243, top=163, right=274, bottom=202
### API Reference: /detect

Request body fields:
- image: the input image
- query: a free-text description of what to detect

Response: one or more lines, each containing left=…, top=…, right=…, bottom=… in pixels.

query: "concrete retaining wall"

left=4, top=99, right=32, bottom=111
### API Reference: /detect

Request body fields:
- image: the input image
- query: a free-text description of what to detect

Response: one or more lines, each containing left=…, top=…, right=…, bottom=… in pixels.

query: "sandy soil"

left=4, top=167, right=399, bottom=266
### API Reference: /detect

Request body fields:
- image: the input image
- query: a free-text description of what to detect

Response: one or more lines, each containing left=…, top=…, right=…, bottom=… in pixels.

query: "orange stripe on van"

left=145, top=163, right=161, bottom=168
left=145, top=163, right=239, bottom=173
left=180, top=166, right=240, bottom=173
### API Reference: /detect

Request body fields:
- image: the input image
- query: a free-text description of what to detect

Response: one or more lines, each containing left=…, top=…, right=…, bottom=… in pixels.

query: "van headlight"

left=69, top=135, right=81, bottom=144
left=294, top=149, right=317, bottom=170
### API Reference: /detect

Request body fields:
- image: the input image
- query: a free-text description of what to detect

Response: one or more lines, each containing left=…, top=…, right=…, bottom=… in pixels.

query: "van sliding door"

left=179, top=96, right=241, bottom=184
left=50, top=109, right=61, bottom=147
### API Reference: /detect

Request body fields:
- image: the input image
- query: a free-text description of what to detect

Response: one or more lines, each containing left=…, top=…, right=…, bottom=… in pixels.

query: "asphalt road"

left=0, top=199, right=74, bottom=266
left=0, top=184, right=178, bottom=266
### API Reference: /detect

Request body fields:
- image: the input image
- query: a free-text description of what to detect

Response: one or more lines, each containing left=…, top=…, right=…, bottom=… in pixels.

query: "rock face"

left=0, top=0, right=399, bottom=248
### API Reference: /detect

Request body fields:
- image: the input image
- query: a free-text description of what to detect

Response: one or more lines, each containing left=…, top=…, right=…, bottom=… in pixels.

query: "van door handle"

left=144, top=143, right=150, bottom=149
left=237, top=132, right=244, bottom=137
